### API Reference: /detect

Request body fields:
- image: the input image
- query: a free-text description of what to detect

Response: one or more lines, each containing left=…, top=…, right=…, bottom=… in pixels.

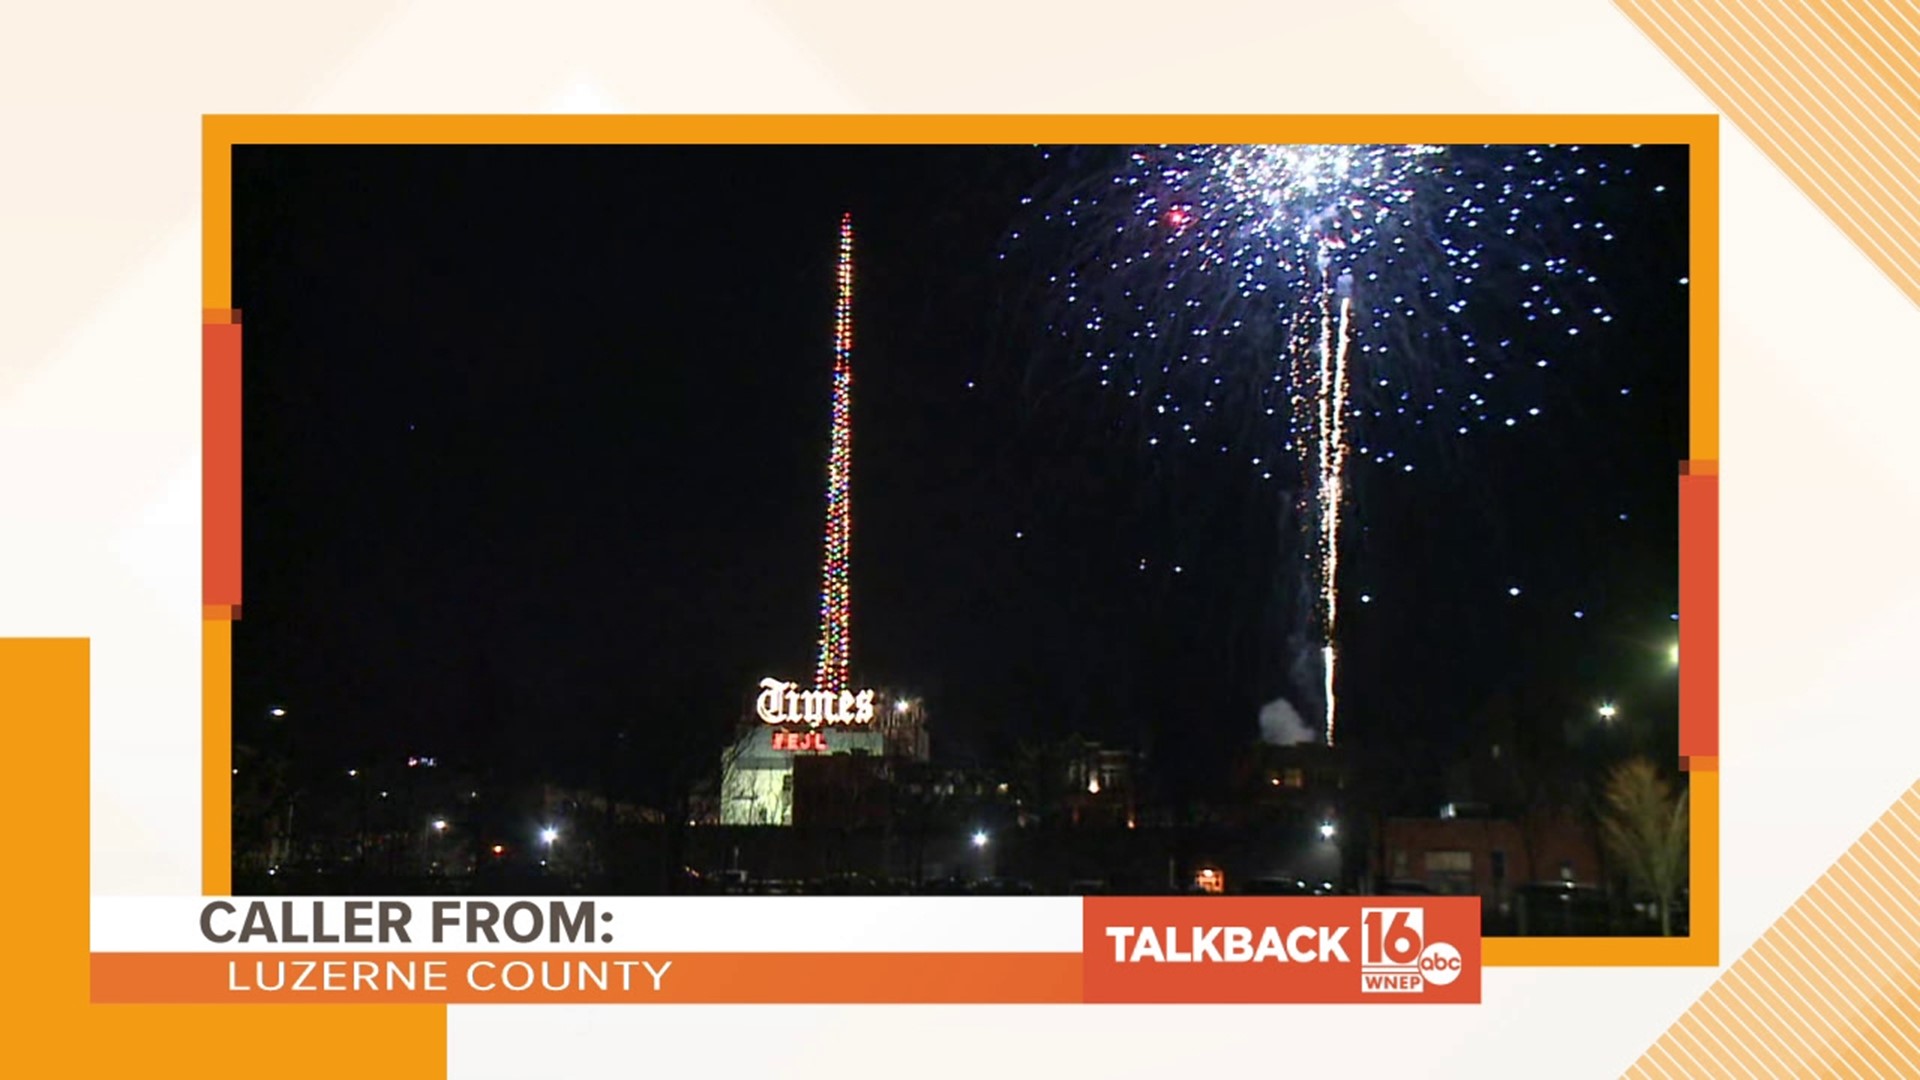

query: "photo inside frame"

left=226, top=141, right=1690, bottom=938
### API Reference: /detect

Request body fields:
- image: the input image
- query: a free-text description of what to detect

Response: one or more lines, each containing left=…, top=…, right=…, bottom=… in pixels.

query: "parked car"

left=1242, top=878, right=1312, bottom=896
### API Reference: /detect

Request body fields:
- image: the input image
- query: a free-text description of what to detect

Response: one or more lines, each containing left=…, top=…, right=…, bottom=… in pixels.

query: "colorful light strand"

left=814, top=213, right=856, bottom=693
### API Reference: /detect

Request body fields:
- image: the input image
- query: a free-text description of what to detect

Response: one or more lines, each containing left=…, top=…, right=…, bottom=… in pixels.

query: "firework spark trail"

left=1023, top=143, right=1629, bottom=748
left=1304, top=279, right=1355, bottom=745
left=1320, top=291, right=1354, bottom=745
left=1311, top=289, right=1338, bottom=735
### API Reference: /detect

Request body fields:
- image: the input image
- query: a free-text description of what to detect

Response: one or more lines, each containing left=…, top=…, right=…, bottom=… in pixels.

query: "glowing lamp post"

left=423, top=818, right=449, bottom=875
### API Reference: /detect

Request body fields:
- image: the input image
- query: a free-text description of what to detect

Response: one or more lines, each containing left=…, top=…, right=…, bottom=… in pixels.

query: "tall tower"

left=718, top=215, right=868, bottom=828
left=814, top=213, right=856, bottom=693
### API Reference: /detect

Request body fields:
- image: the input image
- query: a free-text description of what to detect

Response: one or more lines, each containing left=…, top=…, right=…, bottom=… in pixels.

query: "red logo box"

left=1081, top=896, right=1481, bottom=1003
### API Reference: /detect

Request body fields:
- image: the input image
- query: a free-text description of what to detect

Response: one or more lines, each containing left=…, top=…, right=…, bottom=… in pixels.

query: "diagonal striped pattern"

left=1626, top=783, right=1920, bottom=1078
left=1614, top=0, right=1920, bottom=309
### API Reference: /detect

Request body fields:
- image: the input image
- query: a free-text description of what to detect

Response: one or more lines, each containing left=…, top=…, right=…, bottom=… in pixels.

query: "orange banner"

left=1679, top=468, right=1718, bottom=760
left=202, top=317, right=242, bottom=617
left=90, top=952, right=1081, bottom=1005
left=1082, top=897, right=1481, bottom=1003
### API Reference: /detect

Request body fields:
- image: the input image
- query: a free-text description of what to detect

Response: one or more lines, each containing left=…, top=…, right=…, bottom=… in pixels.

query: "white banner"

left=91, top=896, right=1084, bottom=953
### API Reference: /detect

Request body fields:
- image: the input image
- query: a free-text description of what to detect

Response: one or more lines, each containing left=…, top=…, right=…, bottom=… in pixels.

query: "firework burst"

left=1019, top=143, right=1637, bottom=745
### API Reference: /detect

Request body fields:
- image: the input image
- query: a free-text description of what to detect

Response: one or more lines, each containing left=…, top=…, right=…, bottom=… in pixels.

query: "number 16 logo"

left=1362, top=907, right=1424, bottom=968
left=1362, top=906, right=1462, bottom=987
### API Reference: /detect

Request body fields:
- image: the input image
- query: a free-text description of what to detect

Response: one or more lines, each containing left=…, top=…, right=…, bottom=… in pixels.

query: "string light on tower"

left=814, top=213, right=856, bottom=693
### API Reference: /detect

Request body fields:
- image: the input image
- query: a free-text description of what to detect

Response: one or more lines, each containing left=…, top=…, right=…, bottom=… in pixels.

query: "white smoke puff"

left=1258, top=698, right=1317, bottom=746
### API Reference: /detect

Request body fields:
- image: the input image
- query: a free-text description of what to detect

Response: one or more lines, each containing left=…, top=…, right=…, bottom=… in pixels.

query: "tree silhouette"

left=1598, top=757, right=1689, bottom=936
left=232, top=740, right=291, bottom=872
left=1010, top=737, right=1071, bottom=827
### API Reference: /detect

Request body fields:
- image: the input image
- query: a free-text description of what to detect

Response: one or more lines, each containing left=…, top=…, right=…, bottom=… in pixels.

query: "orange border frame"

left=9, top=640, right=444, bottom=1077
left=200, top=115, right=1719, bottom=972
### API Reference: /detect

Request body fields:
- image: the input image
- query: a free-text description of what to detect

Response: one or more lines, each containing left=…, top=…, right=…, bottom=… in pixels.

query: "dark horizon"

left=232, top=143, right=1687, bottom=814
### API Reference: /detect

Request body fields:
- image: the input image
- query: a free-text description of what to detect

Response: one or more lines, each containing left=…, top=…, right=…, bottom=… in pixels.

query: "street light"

left=1318, top=821, right=1337, bottom=841
left=268, top=706, right=287, bottom=718
left=1668, top=641, right=1680, bottom=667
left=970, top=830, right=989, bottom=849
left=895, top=698, right=913, bottom=714
left=1598, top=703, right=1618, bottom=722
left=423, top=819, right=450, bottom=876
left=540, top=826, right=559, bottom=846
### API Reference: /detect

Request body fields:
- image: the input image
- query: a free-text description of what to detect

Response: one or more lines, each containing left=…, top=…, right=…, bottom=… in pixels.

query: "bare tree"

left=1598, top=758, right=1689, bottom=936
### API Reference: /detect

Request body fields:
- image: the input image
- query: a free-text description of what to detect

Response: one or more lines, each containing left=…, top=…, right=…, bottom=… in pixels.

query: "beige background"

left=5, top=1, right=1917, bottom=1076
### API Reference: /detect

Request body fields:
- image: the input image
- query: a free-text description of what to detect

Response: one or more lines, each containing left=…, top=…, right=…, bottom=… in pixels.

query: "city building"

left=791, top=751, right=892, bottom=828
left=1228, top=740, right=1348, bottom=828
left=1374, top=810, right=1602, bottom=903
left=719, top=690, right=930, bottom=826
left=1062, top=740, right=1140, bottom=828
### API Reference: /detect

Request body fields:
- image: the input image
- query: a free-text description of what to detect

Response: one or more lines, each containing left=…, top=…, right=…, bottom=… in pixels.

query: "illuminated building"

left=720, top=689, right=928, bottom=826
left=1063, top=740, right=1139, bottom=829
left=719, top=725, right=801, bottom=826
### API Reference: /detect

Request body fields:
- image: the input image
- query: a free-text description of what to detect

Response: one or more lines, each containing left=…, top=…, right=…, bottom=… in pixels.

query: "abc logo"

left=1417, top=942, right=1463, bottom=986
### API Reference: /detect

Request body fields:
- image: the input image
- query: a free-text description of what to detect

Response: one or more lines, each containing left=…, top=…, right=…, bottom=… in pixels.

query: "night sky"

left=232, top=143, right=1687, bottom=809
